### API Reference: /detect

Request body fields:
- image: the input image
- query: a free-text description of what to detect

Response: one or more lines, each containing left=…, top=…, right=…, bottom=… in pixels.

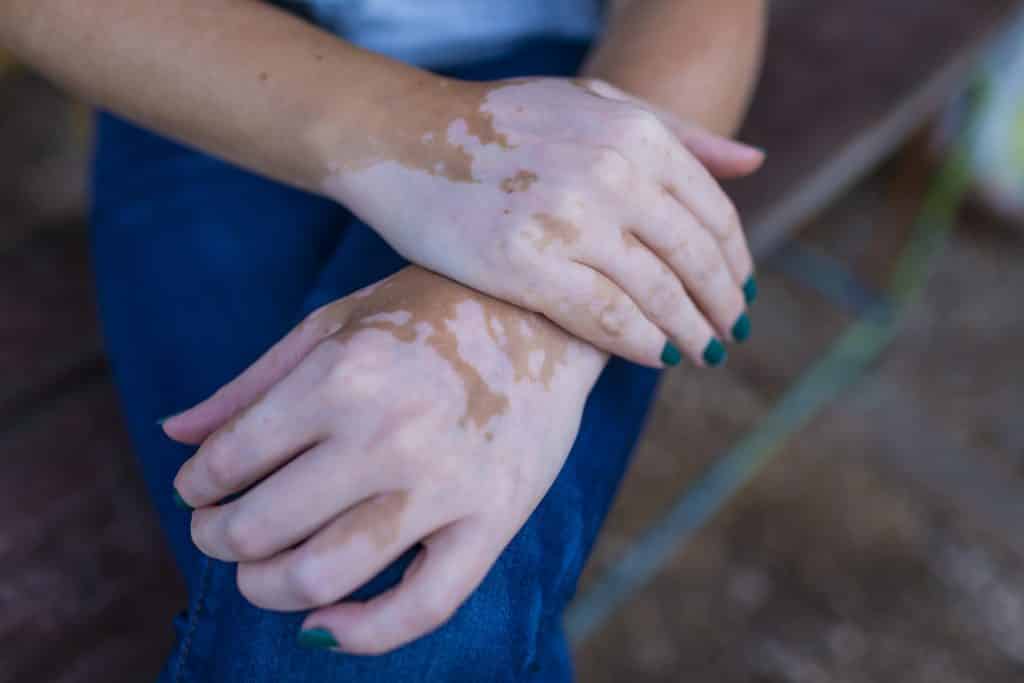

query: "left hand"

left=165, top=266, right=605, bottom=654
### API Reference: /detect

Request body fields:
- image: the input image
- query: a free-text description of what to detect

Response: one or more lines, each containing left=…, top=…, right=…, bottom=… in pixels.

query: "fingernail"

left=156, top=413, right=178, bottom=427
left=731, top=313, right=751, bottom=343
left=660, top=341, right=682, bottom=367
left=298, top=628, right=339, bottom=650
left=742, top=275, right=758, bottom=304
left=172, top=489, right=192, bottom=512
left=702, top=338, right=727, bottom=367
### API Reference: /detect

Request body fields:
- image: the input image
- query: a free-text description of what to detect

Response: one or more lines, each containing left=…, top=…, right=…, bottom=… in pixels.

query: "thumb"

left=675, top=126, right=765, bottom=180
left=578, top=80, right=765, bottom=180
left=160, top=306, right=343, bottom=445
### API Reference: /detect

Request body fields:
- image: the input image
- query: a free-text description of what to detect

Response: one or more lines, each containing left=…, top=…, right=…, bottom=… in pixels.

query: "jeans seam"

left=173, top=555, right=214, bottom=683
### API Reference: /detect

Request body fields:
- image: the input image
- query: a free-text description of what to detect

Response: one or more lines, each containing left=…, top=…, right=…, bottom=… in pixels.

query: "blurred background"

left=2, top=1, right=1024, bottom=681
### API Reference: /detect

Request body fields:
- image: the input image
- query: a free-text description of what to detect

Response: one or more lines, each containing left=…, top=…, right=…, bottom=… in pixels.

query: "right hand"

left=322, top=77, right=763, bottom=368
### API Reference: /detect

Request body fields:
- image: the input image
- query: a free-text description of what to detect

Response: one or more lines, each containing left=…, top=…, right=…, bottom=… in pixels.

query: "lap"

left=89, top=39, right=660, bottom=683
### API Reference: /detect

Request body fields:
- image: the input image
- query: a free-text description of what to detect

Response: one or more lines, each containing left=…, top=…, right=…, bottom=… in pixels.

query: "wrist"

left=308, top=68, right=485, bottom=203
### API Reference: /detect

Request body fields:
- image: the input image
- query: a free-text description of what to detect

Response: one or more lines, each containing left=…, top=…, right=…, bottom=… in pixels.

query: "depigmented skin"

left=329, top=77, right=525, bottom=184
left=181, top=266, right=606, bottom=629
left=313, top=268, right=571, bottom=429
left=321, top=77, right=754, bottom=368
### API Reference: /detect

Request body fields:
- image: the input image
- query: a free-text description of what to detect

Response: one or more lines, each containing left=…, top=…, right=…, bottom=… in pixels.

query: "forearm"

left=0, top=0, right=429, bottom=194
left=583, top=0, right=766, bottom=136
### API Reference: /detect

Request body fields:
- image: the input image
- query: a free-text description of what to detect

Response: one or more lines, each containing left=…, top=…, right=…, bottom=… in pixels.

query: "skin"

left=169, top=267, right=607, bottom=654
left=325, top=76, right=754, bottom=366
left=165, top=0, right=761, bottom=651
left=3, top=0, right=767, bottom=656
left=0, top=0, right=762, bottom=366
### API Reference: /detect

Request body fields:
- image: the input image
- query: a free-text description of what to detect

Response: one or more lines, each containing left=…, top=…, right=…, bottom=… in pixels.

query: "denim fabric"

left=90, top=40, right=660, bottom=682
left=267, top=0, right=606, bottom=67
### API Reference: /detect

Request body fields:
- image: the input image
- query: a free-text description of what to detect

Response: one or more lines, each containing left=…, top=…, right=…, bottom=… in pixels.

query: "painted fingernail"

left=156, top=413, right=179, bottom=427
left=702, top=338, right=727, bottom=367
left=298, top=628, right=339, bottom=650
left=742, top=275, right=758, bottom=304
left=660, top=341, right=682, bottom=367
left=172, top=489, right=192, bottom=512
left=731, top=313, right=751, bottom=343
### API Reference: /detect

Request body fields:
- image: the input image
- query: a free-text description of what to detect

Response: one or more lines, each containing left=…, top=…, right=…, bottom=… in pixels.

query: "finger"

left=190, top=437, right=384, bottom=562
left=628, top=186, right=750, bottom=344
left=162, top=303, right=349, bottom=445
left=299, top=519, right=493, bottom=655
left=676, top=127, right=765, bottom=180
left=579, top=231, right=724, bottom=367
left=655, top=133, right=755, bottom=286
left=173, top=341, right=341, bottom=508
left=540, top=260, right=671, bottom=368
left=578, top=80, right=765, bottom=180
left=236, top=491, right=439, bottom=611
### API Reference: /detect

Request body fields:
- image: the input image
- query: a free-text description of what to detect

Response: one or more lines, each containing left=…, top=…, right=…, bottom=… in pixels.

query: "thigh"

left=90, top=112, right=351, bottom=585
left=92, top=38, right=661, bottom=683
left=172, top=220, right=659, bottom=683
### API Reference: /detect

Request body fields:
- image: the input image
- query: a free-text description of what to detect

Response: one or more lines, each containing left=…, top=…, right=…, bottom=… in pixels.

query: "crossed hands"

left=165, top=90, right=762, bottom=654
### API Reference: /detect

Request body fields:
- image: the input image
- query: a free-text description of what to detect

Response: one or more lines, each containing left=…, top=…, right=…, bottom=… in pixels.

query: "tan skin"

left=1, top=0, right=766, bottom=654
left=2, top=0, right=764, bottom=367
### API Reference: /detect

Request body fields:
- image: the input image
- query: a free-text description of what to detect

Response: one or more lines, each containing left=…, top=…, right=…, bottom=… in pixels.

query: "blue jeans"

left=90, top=40, right=660, bottom=682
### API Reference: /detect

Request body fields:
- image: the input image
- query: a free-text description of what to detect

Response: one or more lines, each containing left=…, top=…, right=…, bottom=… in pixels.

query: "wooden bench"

left=1, top=1, right=1021, bottom=678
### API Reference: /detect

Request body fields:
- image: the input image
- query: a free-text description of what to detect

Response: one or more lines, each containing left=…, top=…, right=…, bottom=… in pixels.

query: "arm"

left=2, top=0, right=760, bottom=368
left=165, top=4, right=769, bottom=653
left=0, top=0, right=424, bottom=194
left=584, top=0, right=767, bottom=138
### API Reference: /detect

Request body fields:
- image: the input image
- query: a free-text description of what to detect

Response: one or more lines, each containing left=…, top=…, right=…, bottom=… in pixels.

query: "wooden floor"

left=1, top=1, right=1021, bottom=680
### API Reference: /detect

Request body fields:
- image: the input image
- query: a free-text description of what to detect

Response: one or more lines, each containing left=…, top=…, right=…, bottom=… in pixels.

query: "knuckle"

left=718, top=202, right=741, bottom=238
left=287, top=554, right=335, bottom=607
left=223, top=513, right=265, bottom=560
left=679, top=235, right=722, bottom=287
left=311, top=337, right=350, bottom=375
left=645, top=273, right=682, bottom=319
left=606, top=109, right=665, bottom=148
left=235, top=565, right=266, bottom=608
left=204, top=448, right=242, bottom=493
left=496, top=230, right=542, bottom=273
left=391, top=439, right=431, bottom=479
left=590, top=147, right=631, bottom=187
left=628, top=110, right=665, bottom=140
left=596, top=295, right=632, bottom=338
left=709, top=196, right=741, bottom=238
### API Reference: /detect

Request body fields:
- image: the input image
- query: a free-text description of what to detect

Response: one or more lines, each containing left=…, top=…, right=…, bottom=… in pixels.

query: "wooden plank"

left=737, top=0, right=1024, bottom=258
left=0, top=234, right=104, bottom=420
left=0, top=383, right=182, bottom=683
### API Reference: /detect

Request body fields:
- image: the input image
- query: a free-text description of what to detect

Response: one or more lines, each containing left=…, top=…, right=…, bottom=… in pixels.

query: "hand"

left=321, top=77, right=763, bottom=368
left=165, top=267, right=606, bottom=654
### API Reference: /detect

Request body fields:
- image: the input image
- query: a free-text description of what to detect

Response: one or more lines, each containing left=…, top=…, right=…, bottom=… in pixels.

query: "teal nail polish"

left=702, top=339, right=727, bottom=367
left=173, top=489, right=192, bottom=512
left=156, top=413, right=178, bottom=427
left=660, top=342, right=682, bottom=367
left=742, top=275, right=758, bottom=304
left=731, top=313, right=751, bottom=343
left=298, top=628, right=339, bottom=650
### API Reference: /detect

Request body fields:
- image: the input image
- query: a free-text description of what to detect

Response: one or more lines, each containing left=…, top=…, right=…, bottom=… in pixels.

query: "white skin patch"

left=527, top=349, right=546, bottom=377
left=360, top=310, right=412, bottom=327
left=318, top=79, right=750, bottom=369
left=488, top=316, right=507, bottom=347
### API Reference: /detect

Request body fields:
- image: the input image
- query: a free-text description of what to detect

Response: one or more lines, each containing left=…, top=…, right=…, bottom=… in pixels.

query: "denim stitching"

left=173, top=555, right=214, bottom=683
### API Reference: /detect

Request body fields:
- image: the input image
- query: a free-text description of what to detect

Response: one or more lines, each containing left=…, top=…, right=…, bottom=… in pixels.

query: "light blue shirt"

left=275, top=0, right=606, bottom=67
